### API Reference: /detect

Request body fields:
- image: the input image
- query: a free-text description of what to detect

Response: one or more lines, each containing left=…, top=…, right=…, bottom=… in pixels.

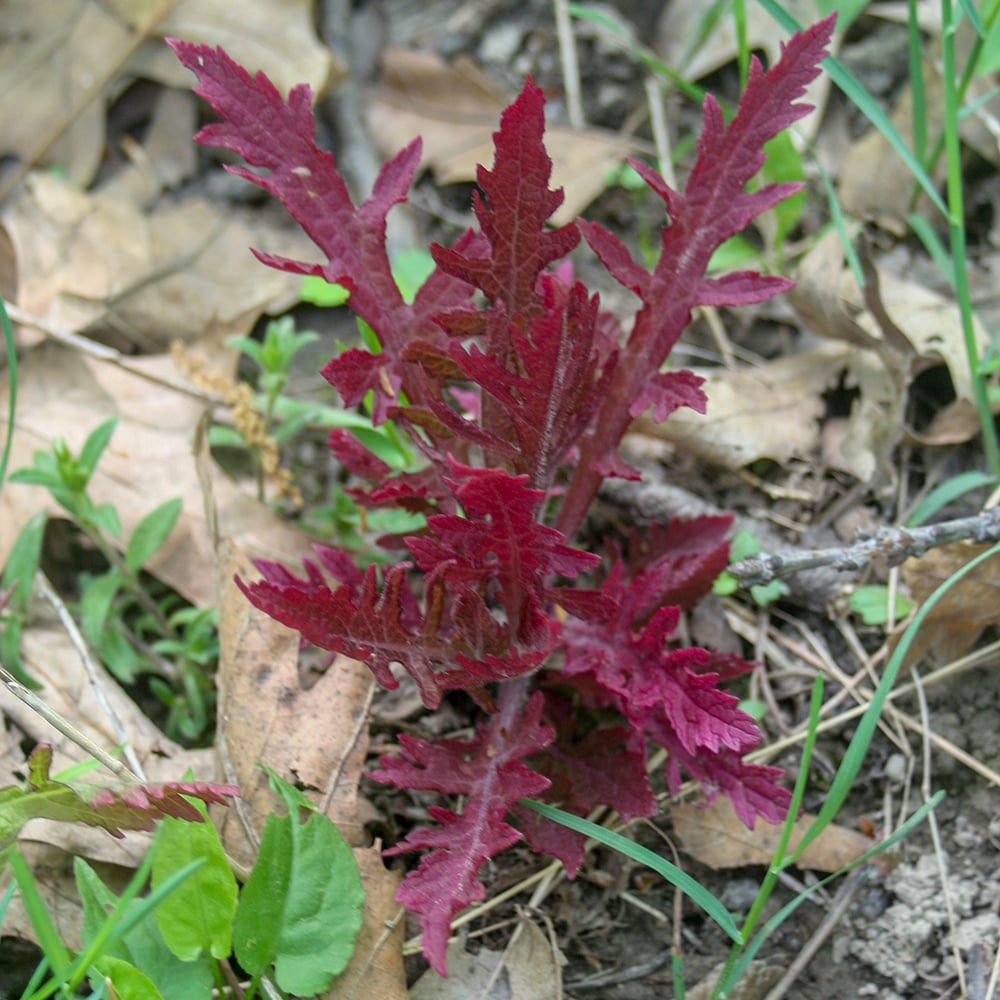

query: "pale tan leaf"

left=0, top=0, right=336, bottom=187
left=634, top=343, right=849, bottom=468
left=215, top=541, right=372, bottom=869
left=672, top=797, right=874, bottom=872
left=367, top=48, right=632, bottom=227
left=901, top=543, right=1000, bottom=665
left=2, top=172, right=311, bottom=350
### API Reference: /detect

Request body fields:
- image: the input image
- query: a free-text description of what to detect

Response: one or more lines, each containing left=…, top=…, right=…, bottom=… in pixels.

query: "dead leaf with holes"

left=367, top=47, right=632, bottom=227
left=901, top=542, right=1000, bottom=666
left=672, top=797, right=874, bottom=872
left=0, top=0, right=336, bottom=188
left=788, top=231, right=989, bottom=482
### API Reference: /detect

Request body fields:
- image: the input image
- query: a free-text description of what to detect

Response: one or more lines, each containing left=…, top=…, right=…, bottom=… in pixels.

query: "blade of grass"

left=786, top=541, right=1000, bottom=864
left=0, top=298, right=18, bottom=491
left=907, top=0, right=928, bottom=162
left=940, top=0, right=1000, bottom=478
left=758, top=0, right=948, bottom=215
left=905, top=470, right=996, bottom=526
left=721, top=792, right=943, bottom=989
left=9, top=847, right=71, bottom=984
left=519, top=800, right=743, bottom=944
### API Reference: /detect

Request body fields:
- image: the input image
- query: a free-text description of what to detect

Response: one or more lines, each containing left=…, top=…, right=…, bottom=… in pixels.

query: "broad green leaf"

left=8, top=465, right=64, bottom=491
left=76, top=858, right=213, bottom=1000
left=126, top=498, right=182, bottom=574
left=90, top=956, right=163, bottom=1000
left=153, top=802, right=238, bottom=960
left=78, top=417, right=119, bottom=478
left=392, top=247, right=436, bottom=304
left=301, top=275, right=350, bottom=306
left=233, top=771, right=364, bottom=994
left=761, top=129, right=805, bottom=245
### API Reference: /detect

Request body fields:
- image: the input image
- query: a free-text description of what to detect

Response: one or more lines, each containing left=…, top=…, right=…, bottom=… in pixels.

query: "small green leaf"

left=750, top=579, right=790, bottom=607
left=761, top=129, right=806, bottom=245
left=391, top=248, right=436, bottom=304
left=849, top=584, right=914, bottom=626
left=126, top=498, right=182, bottom=574
left=301, top=275, right=351, bottom=306
left=153, top=801, right=238, bottom=960
left=2, top=511, right=47, bottom=608
left=233, top=769, right=364, bottom=994
left=85, top=500, right=123, bottom=537
left=90, top=956, right=164, bottom=1000
left=80, top=569, right=124, bottom=647
left=78, top=417, right=119, bottom=478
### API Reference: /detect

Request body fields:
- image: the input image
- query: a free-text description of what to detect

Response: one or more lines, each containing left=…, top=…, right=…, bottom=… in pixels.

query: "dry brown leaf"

left=672, top=797, right=874, bottom=872
left=411, top=919, right=560, bottom=999
left=838, top=55, right=946, bottom=225
left=789, top=232, right=989, bottom=480
left=655, top=0, right=816, bottom=80
left=901, top=542, right=1000, bottom=665
left=1, top=171, right=310, bottom=350
left=215, top=541, right=373, bottom=868
left=633, top=343, right=849, bottom=468
left=0, top=1, right=335, bottom=187
left=368, top=47, right=632, bottom=227
left=325, top=847, right=407, bottom=1000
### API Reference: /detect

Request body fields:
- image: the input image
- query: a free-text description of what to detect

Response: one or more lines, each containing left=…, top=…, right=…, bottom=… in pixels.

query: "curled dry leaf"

left=672, top=797, right=874, bottom=873
left=788, top=231, right=989, bottom=481
left=1, top=171, right=310, bottom=351
left=901, top=542, right=1000, bottom=666
left=367, top=47, right=632, bottom=227
left=0, top=0, right=336, bottom=186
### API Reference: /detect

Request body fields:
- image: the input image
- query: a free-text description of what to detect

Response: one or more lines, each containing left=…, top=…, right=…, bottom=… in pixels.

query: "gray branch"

left=727, top=507, right=1000, bottom=587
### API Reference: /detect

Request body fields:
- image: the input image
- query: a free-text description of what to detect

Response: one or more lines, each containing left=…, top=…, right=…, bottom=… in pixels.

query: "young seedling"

left=8, top=419, right=217, bottom=741
left=172, top=15, right=836, bottom=976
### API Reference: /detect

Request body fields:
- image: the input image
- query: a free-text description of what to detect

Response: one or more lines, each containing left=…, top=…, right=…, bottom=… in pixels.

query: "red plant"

left=172, top=16, right=833, bottom=976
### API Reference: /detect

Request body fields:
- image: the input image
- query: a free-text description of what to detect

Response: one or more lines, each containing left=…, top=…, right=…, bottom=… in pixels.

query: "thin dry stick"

left=763, top=866, right=869, bottom=1000
left=35, top=572, right=145, bottom=781
left=0, top=0, right=181, bottom=203
left=0, top=665, right=136, bottom=783
left=553, top=0, right=584, bottom=129
left=728, top=506, right=1000, bottom=586
left=6, top=305, right=226, bottom=406
left=913, top=666, right=967, bottom=997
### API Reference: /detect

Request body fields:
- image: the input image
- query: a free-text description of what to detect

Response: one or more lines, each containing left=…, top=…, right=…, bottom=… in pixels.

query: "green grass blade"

left=786, top=543, right=1000, bottom=865
left=9, top=847, right=71, bottom=983
left=519, top=800, right=742, bottom=943
left=727, top=792, right=943, bottom=985
left=0, top=298, right=18, bottom=492
left=905, top=470, right=996, bottom=526
left=758, top=0, right=947, bottom=215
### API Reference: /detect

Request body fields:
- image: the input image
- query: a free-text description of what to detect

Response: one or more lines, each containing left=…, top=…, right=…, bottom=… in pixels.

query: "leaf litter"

left=0, top=4, right=998, bottom=998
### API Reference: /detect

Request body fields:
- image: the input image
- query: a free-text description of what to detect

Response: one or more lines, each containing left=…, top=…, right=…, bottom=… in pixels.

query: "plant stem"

left=940, top=0, right=1000, bottom=478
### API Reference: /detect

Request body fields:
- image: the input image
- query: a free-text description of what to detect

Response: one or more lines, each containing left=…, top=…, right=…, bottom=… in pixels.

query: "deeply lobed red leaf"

left=372, top=691, right=553, bottom=975
left=174, top=17, right=833, bottom=976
